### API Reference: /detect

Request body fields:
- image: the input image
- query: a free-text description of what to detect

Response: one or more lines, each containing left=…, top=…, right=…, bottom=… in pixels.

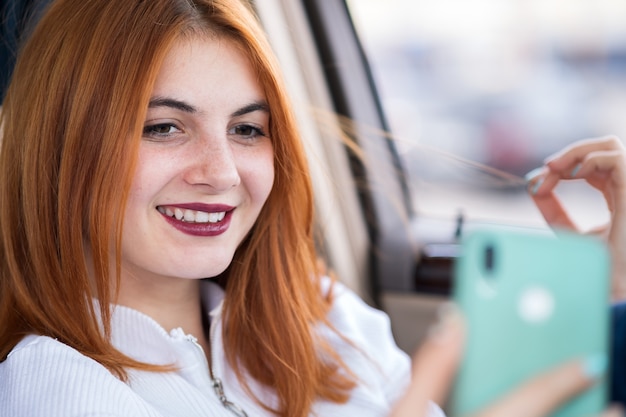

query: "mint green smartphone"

left=450, top=228, right=611, bottom=417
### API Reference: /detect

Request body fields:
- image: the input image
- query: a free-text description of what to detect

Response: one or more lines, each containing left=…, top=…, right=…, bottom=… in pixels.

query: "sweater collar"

left=100, top=280, right=225, bottom=366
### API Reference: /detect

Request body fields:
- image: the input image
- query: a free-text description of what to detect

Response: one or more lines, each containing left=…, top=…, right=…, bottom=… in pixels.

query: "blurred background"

left=347, top=0, right=626, bottom=230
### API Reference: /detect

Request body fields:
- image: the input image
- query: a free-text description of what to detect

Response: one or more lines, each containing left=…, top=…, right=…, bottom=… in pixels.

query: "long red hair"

left=0, top=0, right=355, bottom=416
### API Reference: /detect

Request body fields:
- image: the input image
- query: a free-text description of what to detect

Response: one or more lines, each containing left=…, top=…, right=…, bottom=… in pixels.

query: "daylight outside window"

left=347, top=0, right=626, bottom=232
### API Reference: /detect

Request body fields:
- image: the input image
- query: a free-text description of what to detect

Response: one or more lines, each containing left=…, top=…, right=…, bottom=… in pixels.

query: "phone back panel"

left=451, top=228, right=610, bottom=417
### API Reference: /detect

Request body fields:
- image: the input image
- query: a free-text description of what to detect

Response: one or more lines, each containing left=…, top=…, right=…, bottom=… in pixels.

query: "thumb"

left=390, top=305, right=465, bottom=417
left=475, top=355, right=608, bottom=417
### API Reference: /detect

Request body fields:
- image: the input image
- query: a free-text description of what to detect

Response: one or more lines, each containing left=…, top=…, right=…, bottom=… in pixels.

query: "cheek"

left=123, top=163, right=168, bottom=225
left=125, top=169, right=153, bottom=209
left=127, top=149, right=172, bottom=203
left=243, top=150, right=275, bottom=207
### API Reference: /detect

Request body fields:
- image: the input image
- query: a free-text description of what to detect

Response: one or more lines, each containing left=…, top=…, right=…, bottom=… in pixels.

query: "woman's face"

left=119, top=36, right=274, bottom=282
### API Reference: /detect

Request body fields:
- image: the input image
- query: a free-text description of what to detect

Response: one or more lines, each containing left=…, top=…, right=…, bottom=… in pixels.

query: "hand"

left=389, top=306, right=621, bottom=417
left=525, top=136, right=626, bottom=300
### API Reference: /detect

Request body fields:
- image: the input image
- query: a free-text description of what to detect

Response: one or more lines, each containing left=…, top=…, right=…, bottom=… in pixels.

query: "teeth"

left=208, top=212, right=225, bottom=222
left=158, top=206, right=226, bottom=224
left=183, top=210, right=195, bottom=222
left=196, top=211, right=210, bottom=223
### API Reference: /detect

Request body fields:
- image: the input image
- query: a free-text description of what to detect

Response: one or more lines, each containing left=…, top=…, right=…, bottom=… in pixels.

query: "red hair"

left=0, top=0, right=355, bottom=416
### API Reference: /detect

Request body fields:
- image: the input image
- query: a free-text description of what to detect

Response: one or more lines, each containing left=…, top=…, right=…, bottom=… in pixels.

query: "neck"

left=84, top=246, right=211, bottom=350
left=116, top=274, right=207, bottom=339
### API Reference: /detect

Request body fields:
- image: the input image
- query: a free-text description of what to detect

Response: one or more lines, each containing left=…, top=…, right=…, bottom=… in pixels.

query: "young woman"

left=0, top=0, right=619, bottom=416
left=0, top=0, right=440, bottom=416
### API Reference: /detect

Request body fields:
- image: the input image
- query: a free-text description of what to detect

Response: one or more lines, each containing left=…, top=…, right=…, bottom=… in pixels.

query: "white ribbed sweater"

left=0, top=280, right=445, bottom=417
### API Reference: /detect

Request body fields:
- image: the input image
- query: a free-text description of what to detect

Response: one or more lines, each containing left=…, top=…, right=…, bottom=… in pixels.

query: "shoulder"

left=0, top=335, right=160, bottom=417
left=318, top=279, right=446, bottom=416
left=321, top=279, right=412, bottom=403
left=323, top=278, right=405, bottom=359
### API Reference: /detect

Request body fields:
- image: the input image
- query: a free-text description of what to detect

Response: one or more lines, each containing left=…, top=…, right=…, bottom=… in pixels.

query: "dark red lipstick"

left=157, top=204, right=234, bottom=237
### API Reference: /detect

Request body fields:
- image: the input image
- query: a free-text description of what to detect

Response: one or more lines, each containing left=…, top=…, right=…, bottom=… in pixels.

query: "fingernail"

left=530, top=177, right=544, bottom=195
left=570, top=163, right=582, bottom=178
left=582, top=353, right=608, bottom=379
left=543, top=153, right=559, bottom=164
left=524, top=167, right=546, bottom=195
left=524, top=167, right=545, bottom=183
left=427, top=303, right=462, bottom=343
left=607, top=404, right=626, bottom=417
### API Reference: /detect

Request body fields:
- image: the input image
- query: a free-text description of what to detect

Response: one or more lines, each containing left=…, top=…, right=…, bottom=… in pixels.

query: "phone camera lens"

left=484, top=244, right=495, bottom=273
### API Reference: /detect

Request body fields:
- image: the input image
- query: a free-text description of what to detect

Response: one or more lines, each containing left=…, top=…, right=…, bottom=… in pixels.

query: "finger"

left=545, top=136, right=624, bottom=171
left=587, top=223, right=610, bottom=240
left=571, top=150, right=626, bottom=178
left=566, top=150, right=626, bottom=215
left=526, top=168, right=560, bottom=196
left=390, top=305, right=464, bottom=417
left=529, top=190, right=579, bottom=231
left=575, top=151, right=626, bottom=199
left=525, top=170, right=579, bottom=231
left=528, top=150, right=626, bottom=222
left=476, top=355, right=607, bottom=417
left=598, top=405, right=625, bottom=417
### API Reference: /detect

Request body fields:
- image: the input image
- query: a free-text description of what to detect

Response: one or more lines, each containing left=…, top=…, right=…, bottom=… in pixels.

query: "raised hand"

left=526, top=136, right=626, bottom=300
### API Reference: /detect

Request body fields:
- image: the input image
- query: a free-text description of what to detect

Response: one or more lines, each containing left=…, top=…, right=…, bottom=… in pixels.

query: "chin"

left=181, top=260, right=233, bottom=280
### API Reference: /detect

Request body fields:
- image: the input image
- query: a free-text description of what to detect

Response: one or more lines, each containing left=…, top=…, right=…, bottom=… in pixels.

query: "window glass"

left=347, top=0, right=626, bottom=231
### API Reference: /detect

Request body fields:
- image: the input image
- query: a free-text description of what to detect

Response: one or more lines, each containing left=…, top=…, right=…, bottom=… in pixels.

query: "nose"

left=184, top=137, right=241, bottom=192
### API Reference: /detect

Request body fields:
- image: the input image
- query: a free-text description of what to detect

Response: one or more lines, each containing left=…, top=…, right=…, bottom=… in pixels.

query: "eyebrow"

left=148, top=97, right=197, bottom=113
left=147, top=97, right=270, bottom=118
left=230, top=101, right=270, bottom=118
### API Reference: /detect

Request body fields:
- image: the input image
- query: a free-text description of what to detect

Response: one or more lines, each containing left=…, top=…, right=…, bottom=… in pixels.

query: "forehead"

left=150, top=35, right=265, bottom=109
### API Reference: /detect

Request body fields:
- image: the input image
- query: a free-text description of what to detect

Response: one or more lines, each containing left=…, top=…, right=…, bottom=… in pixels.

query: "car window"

left=346, top=0, right=626, bottom=232
left=0, top=0, right=51, bottom=101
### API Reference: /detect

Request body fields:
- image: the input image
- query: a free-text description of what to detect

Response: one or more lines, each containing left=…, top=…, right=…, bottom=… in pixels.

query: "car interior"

left=2, top=0, right=624, bottom=358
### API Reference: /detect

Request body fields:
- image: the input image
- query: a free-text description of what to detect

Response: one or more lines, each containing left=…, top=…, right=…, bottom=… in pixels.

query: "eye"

left=143, top=123, right=182, bottom=139
left=229, top=123, right=267, bottom=140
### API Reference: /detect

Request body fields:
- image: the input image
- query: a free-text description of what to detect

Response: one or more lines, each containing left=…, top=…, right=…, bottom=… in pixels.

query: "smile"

left=157, top=206, right=226, bottom=224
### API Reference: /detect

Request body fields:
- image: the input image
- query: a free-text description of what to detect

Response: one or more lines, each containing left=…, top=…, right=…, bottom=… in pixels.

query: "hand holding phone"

left=451, top=228, right=611, bottom=417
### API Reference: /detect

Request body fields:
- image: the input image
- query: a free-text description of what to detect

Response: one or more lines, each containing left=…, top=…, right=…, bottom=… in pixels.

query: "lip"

left=163, top=203, right=235, bottom=212
left=157, top=203, right=235, bottom=237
